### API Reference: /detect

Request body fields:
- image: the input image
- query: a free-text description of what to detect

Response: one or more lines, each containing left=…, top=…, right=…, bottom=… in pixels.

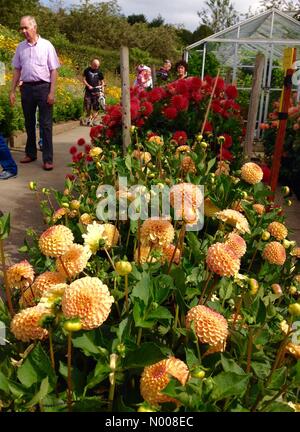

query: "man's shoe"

left=20, top=156, right=37, bottom=163
left=43, top=162, right=53, bottom=171
left=0, top=171, right=17, bottom=180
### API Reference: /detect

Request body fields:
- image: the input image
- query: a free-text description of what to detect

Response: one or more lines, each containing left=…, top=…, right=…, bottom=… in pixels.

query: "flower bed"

left=0, top=77, right=300, bottom=413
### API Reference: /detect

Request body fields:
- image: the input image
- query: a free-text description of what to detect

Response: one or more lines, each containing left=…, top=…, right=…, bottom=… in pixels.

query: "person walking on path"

left=82, top=58, right=105, bottom=126
left=0, top=134, right=18, bottom=180
left=9, top=15, right=60, bottom=171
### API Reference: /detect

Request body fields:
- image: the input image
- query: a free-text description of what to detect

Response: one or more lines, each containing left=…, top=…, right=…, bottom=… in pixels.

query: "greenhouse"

left=184, top=8, right=300, bottom=135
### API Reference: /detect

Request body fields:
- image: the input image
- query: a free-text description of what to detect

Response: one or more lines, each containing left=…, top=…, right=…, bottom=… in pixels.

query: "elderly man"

left=10, top=16, right=60, bottom=170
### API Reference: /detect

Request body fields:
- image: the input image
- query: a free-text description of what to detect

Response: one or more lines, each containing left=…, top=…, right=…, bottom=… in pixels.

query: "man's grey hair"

left=20, top=16, right=37, bottom=28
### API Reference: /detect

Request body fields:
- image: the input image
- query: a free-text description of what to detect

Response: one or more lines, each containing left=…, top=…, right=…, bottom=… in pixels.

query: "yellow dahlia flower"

left=11, top=305, right=49, bottom=342
left=148, top=135, right=163, bottom=146
left=253, top=203, right=265, bottom=215
left=56, top=244, right=90, bottom=278
left=267, top=222, right=288, bottom=241
left=175, top=145, right=191, bottom=157
left=140, top=357, right=189, bottom=407
left=80, top=213, right=94, bottom=225
left=206, top=242, right=240, bottom=277
left=102, top=223, right=119, bottom=248
left=62, top=276, right=114, bottom=330
left=215, top=160, right=230, bottom=176
left=140, top=218, right=174, bottom=248
left=241, top=162, right=263, bottom=184
left=225, top=232, right=247, bottom=258
left=204, top=197, right=220, bottom=217
left=291, top=247, right=300, bottom=258
left=215, top=209, right=250, bottom=234
left=132, top=150, right=152, bottom=164
left=39, top=225, right=74, bottom=257
left=6, top=260, right=34, bottom=290
left=82, top=221, right=106, bottom=254
left=186, top=305, right=228, bottom=352
left=263, top=242, right=286, bottom=265
left=52, top=207, right=69, bottom=223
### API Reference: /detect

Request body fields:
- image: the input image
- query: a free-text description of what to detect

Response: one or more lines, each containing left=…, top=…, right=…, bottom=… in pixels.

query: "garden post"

left=270, top=48, right=296, bottom=194
left=244, top=53, right=265, bottom=157
left=120, top=46, right=131, bottom=154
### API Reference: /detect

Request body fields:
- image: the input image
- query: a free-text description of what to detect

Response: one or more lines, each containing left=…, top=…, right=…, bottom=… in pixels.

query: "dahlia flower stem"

left=232, top=295, right=243, bottom=330
left=67, top=332, right=73, bottom=412
left=108, top=373, right=116, bottom=412
left=198, top=271, right=213, bottom=305
left=124, top=274, right=129, bottom=314
left=247, top=241, right=260, bottom=273
left=203, top=277, right=218, bottom=305
left=246, top=328, right=253, bottom=373
left=167, top=223, right=185, bottom=275
left=172, top=304, right=180, bottom=347
left=103, top=248, right=116, bottom=272
left=125, top=224, right=131, bottom=252
left=195, top=336, right=202, bottom=364
left=49, top=329, right=55, bottom=370
left=0, top=239, right=15, bottom=317
left=59, top=256, right=72, bottom=281
left=137, top=219, right=141, bottom=265
left=136, top=328, right=143, bottom=346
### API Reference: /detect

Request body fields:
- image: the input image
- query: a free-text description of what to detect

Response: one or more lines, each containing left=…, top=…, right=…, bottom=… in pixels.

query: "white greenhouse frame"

left=183, top=8, right=300, bottom=138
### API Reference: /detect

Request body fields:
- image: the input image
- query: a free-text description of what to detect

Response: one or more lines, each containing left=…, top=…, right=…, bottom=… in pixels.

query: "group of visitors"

left=133, top=59, right=188, bottom=92
left=0, top=14, right=189, bottom=181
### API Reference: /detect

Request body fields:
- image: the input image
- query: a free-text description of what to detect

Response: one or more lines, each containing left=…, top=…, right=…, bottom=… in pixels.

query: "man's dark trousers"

left=21, top=82, right=53, bottom=164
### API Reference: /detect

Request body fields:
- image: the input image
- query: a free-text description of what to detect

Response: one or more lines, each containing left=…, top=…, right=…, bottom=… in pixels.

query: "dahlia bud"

left=281, top=186, right=290, bottom=196
left=137, top=405, right=157, bottom=412
left=200, top=141, right=208, bottom=149
left=286, top=199, right=292, bottom=207
left=63, top=188, right=70, bottom=196
left=218, top=136, right=225, bottom=143
left=283, top=239, right=291, bottom=249
left=115, top=261, right=132, bottom=276
left=288, top=303, right=300, bottom=317
left=261, top=231, right=271, bottom=241
left=271, top=284, right=282, bottom=295
left=70, top=200, right=80, bottom=210
left=249, top=278, right=259, bottom=295
left=240, top=191, right=248, bottom=199
left=63, top=319, right=82, bottom=332
left=196, top=134, right=203, bottom=142
left=289, top=286, right=297, bottom=295
left=28, top=181, right=37, bottom=191
left=61, top=202, right=69, bottom=208
left=192, top=369, right=205, bottom=379
left=130, top=126, right=137, bottom=134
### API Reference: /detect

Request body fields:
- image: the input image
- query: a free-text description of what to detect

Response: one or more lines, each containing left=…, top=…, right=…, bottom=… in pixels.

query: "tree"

left=192, top=24, right=213, bottom=43
left=244, top=0, right=300, bottom=18
left=127, top=14, right=147, bottom=25
left=0, top=0, right=40, bottom=28
left=149, top=14, right=165, bottom=27
left=176, top=27, right=194, bottom=46
left=197, top=0, right=238, bottom=33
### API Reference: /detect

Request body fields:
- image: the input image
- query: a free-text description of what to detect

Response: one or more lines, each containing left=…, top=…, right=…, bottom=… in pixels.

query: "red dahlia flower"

left=225, top=85, right=238, bottom=99
left=90, top=125, right=103, bottom=140
left=77, top=138, right=86, bottom=146
left=219, top=148, right=233, bottom=161
left=188, top=76, right=202, bottom=91
left=219, top=133, right=232, bottom=148
left=163, top=106, right=178, bottom=119
left=203, top=121, right=213, bottom=133
left=172, top=131, right=188, bottom=145
left=140, top=101, right=153, bottom=117
left=147, top=88, right=164, bottom=103
left=171, top=94, right=189, bottom=111
left=69, top=146, right=77, bottom=155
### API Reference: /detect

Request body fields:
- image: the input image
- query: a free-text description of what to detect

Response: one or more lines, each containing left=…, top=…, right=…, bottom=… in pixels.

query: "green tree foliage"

left=197, top=0, right=239, bottom=33
left=0, top=0, right=40, bottom=28
left=191, top=24, right=214, bottom=43
left=149, top=14, right=165, bottom=28
left=127, top=14, right=147, bottom=25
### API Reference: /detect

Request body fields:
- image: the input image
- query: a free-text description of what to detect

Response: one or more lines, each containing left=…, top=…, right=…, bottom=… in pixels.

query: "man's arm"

left=47, top=69, right=58, bottom=105
left=9, top=68, right=21, bottom=106
left=83, top=77, right=93, bottom=90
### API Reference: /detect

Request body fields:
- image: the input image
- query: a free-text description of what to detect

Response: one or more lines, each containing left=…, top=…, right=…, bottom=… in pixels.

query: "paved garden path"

left=0, top=124, right=300, bottom=265
left=0, top=124, right=91, bottom=263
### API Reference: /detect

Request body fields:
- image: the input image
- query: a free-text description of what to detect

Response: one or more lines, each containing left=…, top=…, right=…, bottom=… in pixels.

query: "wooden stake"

left=120, top=46, right=131, bottom=154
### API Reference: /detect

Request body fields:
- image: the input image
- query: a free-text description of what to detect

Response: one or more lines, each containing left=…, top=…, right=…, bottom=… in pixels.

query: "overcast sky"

left=42, top=0, right=262, bottom=31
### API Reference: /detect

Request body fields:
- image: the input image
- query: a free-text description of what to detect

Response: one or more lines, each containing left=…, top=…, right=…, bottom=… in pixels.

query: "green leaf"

left=83, top=361, right=111, bottom=393
left=211, top=372, right=251, bottom=401
left=251, top=361, right=271, bottom=379
left=152, top=275, right=174, bottom=304
left=185, top=348, right=199, bottom=369
left=72, top=396, right=107, bottom=412
left=205, top=157, right=216, bottom=175
left=72, top=332, right=108, bottom=359
left=221, top=354, right=246, bottom=375
left=125, top=154, right=132, bottom=171
left=0, top=213, right=10, bottom=239
left=131, top=272, right=152, bottom=306
left=123, top=342, right=170, bottom=368
left=267, top=367, right=287, bottom=391
left=116, top=318, right=129, bottom=342
left=147, top=306, right=173, bottom=321
left=17, top=343, right=56, bottom=389
left=0, top=371, right=9, bottom=393
left=25, top=377, right=49, bottom=408
left=186, top=232, right=203, bottom=261
left=263, top=402, right=294, bottom=412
